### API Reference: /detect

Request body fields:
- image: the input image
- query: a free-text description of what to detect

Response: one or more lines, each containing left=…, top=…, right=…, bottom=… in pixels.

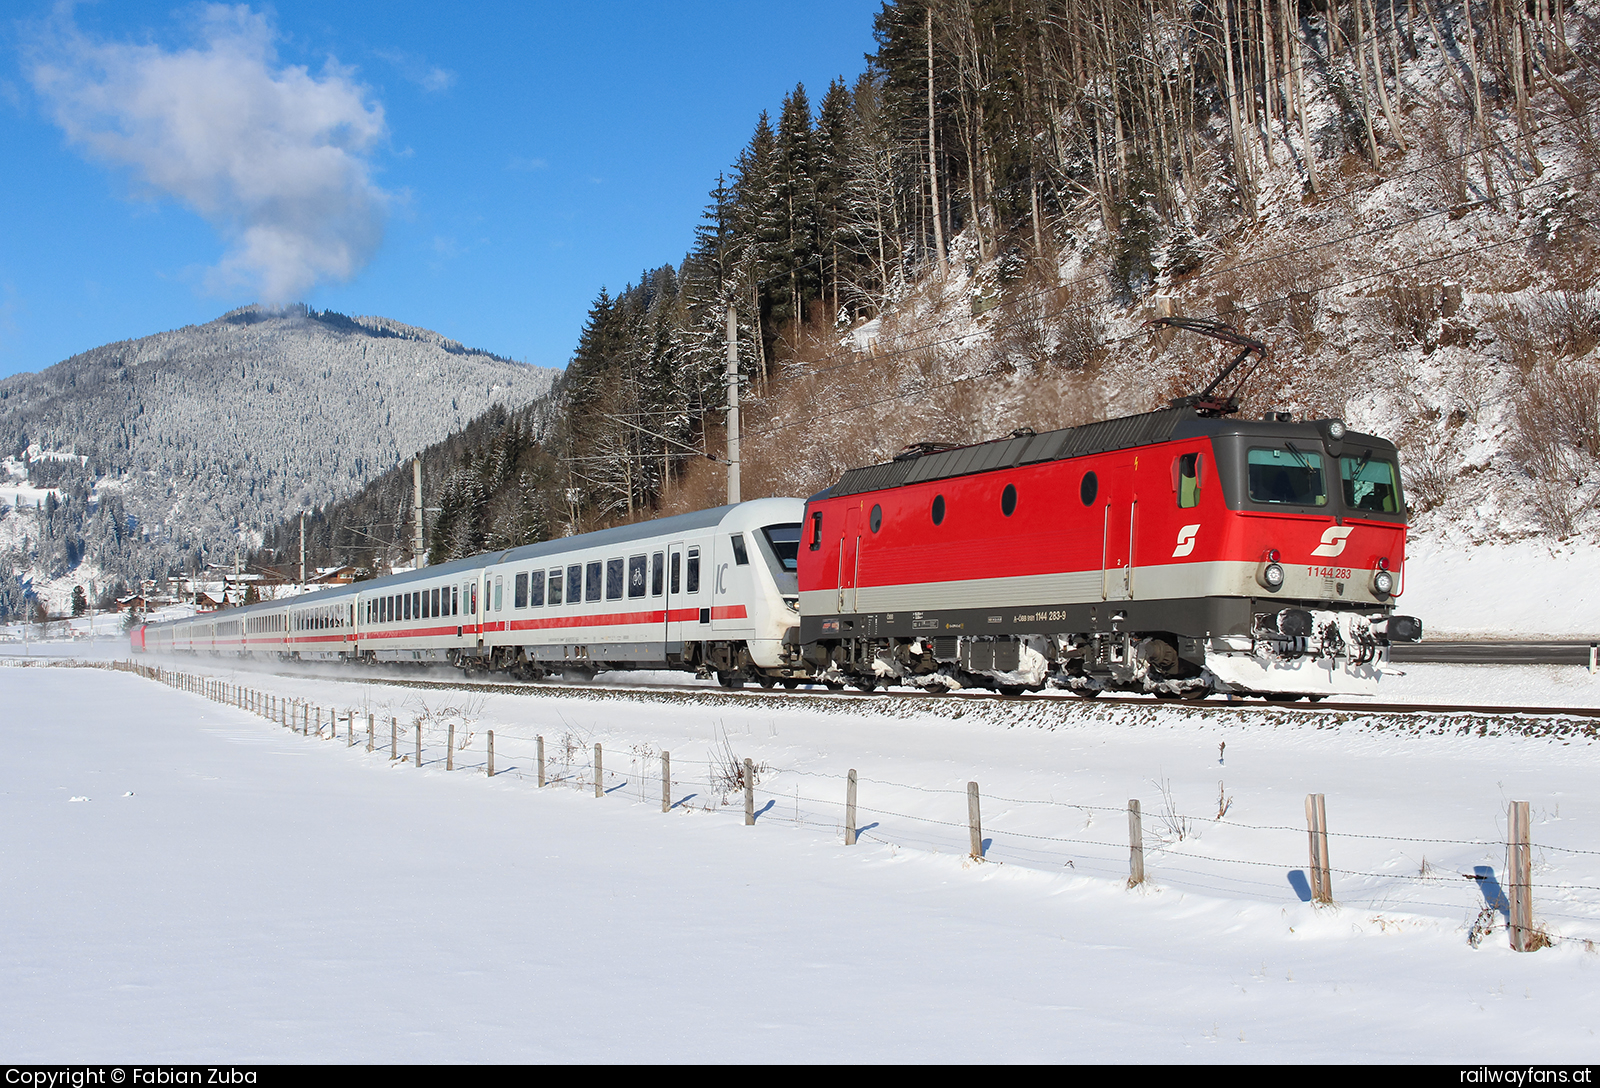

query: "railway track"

left=129, top=657, right=1600, bottom=722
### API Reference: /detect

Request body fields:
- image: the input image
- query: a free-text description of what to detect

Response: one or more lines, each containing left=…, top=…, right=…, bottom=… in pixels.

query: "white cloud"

left=28, top=4, right=389, bottom=303
left=377, top=49, right=455, bottom=94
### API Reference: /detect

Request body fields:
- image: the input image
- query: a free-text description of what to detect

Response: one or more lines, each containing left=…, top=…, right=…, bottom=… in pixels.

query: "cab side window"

left=1176, top=452, right=1201, bottom=509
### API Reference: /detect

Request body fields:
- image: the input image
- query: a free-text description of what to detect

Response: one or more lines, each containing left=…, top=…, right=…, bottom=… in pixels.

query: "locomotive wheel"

left=758, top=675, right=776, bottom=689
left=782, top=679, right=800, bottom=690
left=851, top=678, right=878, bottom=692
left=997, top=685, right=1025, bottom=698
left=717, top=672, right=742, bottom=689
left=1070, top=687, right=1102, bottom=699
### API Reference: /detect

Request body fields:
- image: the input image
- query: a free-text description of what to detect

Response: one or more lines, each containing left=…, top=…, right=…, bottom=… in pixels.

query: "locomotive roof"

left=823, top=407, right=1394, bottom=499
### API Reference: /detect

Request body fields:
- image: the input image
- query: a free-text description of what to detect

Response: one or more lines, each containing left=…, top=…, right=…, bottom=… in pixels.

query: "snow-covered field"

left=3, top=659, right=1597, bottom=1062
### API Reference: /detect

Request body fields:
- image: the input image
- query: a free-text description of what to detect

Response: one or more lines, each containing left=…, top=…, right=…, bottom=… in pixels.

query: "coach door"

left=839, top=505, right=862, bottom=614
left=664, top=541, right=686, bottom=650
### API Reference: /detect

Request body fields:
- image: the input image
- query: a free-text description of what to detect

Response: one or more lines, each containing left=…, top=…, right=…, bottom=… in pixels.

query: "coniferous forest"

left=364, top=0, right=1598, bottom=572
left=212, top=0, right=1600, bottom=578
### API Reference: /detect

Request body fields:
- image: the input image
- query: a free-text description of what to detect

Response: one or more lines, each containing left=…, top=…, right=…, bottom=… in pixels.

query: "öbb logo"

left=1171, top=524, right=1201, bottom=557
left=1311, top=526, right=1354, bottom=557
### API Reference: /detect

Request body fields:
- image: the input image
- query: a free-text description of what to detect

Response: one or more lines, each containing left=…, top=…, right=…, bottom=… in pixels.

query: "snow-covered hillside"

left=0, top=305, right=558, bottom=611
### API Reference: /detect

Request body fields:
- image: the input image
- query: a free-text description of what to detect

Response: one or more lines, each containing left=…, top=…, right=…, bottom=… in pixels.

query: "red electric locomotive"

left=795, top=323, right=1421, bottom=699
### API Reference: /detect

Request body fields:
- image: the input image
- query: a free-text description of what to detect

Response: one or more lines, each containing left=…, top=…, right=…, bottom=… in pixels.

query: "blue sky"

left=0, top=1, right=881, bottom=379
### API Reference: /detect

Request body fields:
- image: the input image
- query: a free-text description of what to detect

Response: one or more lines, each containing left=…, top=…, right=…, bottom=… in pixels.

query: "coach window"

left=403, top=594, right=411, bottom=622
left=414, top=590, right=423, bottom=619
left=548, top=570, right=563, bottom=606
left=568, top=565, right=584, bottom=604
left=515, top=572, right=529, bottom=609
left=687, top=547, right=701, bottom=593
left=606, top=558, right=625, bottom=600
left=671, top=552, right=682, bottom=594
left=422, top=590, right=431, bottom=620
left=530, top=570, right=545, bottom=607
left=651, top=552, right=664, bottom=596
left=628, top=555, right=647, bottom=598
left=730, top=534, right=749, bottom=565
left=431, top=587, right=441, bottom=617
left=1176, top=453, right=1201, bottom=509
left=452, top=585, right=459, bottom=615
left=869, top=504, right=882, bottom=533
left=586, top=561, right=603, bottom=602
left=1080, top=471, right=1098, bottom=506
left=1001, top=484, right=1017, bottom=517
left=494, top=577, right=503, bottom=612
left=931, top=494, right=946, bottom=525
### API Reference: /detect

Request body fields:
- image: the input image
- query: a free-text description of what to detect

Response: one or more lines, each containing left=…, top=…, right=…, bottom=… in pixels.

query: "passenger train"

left=132, top=405, right=1422, bottom=700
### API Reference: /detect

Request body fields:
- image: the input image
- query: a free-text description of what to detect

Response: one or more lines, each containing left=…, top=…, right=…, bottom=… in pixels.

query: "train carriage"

left=132, top=498, right=808, bottom=687
left=472, top=498, right=804, bottom=683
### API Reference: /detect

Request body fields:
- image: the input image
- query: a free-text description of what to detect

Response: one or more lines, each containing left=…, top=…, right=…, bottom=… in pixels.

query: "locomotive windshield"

left=1247, top=446, right=1327, bottom=506
left=1340, top=452, right=1401, bottom=514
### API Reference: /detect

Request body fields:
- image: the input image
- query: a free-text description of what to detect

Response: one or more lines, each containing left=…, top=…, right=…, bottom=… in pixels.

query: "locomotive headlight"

left=1260, top=561, right=1286, bottom=591
left=1327, top=419, right=1346, bottom=440
left=1372, top=569, right=1394, bottom=596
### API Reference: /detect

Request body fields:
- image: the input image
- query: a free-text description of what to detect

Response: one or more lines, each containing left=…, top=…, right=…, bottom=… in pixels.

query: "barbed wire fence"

left=117, top=660, right=1596, bottom=955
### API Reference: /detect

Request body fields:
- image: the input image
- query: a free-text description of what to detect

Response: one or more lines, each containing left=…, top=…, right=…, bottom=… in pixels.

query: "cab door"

left=1100, top=463, right=1133, bottom=601
left=839, top=505, right=862, bottom=614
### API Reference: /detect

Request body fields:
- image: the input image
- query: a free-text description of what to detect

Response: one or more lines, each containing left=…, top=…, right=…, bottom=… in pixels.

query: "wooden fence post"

left=537, top=736, right=545, bottom=787
left=1508, top=800, right=1536, bottom=951
left=594, top=743, right=603, bottom=798
left=347, top=711, right=355, bottom=747
left=415, top=722, right=422, bottom=768
left=1129, top=799, right=1145, bottom=886
left=661, top=751, right=671, bottom=812
left=845, top=769, right=858, bottom=846
left=744, top=759, right=756, bottom=825
left=447, top=723, right=455, bottom=770
left=390, top=717, right=397, bottom=760
left=967, top=781, right=983, bottom=859
left=366, top=713, right=374, bottom=753
left=487, top=731, right=495, bottom=778
left=1305, top=793, right=1332, bottom=904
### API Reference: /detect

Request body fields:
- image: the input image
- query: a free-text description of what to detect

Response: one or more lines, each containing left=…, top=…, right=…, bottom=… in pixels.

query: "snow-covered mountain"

left=0, top=305, right=558, bottom=612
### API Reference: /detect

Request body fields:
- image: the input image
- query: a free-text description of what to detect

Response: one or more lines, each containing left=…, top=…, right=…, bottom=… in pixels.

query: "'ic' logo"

left=1311, top=526, right=1354, bottom=557
left=1172, top=524, right=1201, bottom=557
